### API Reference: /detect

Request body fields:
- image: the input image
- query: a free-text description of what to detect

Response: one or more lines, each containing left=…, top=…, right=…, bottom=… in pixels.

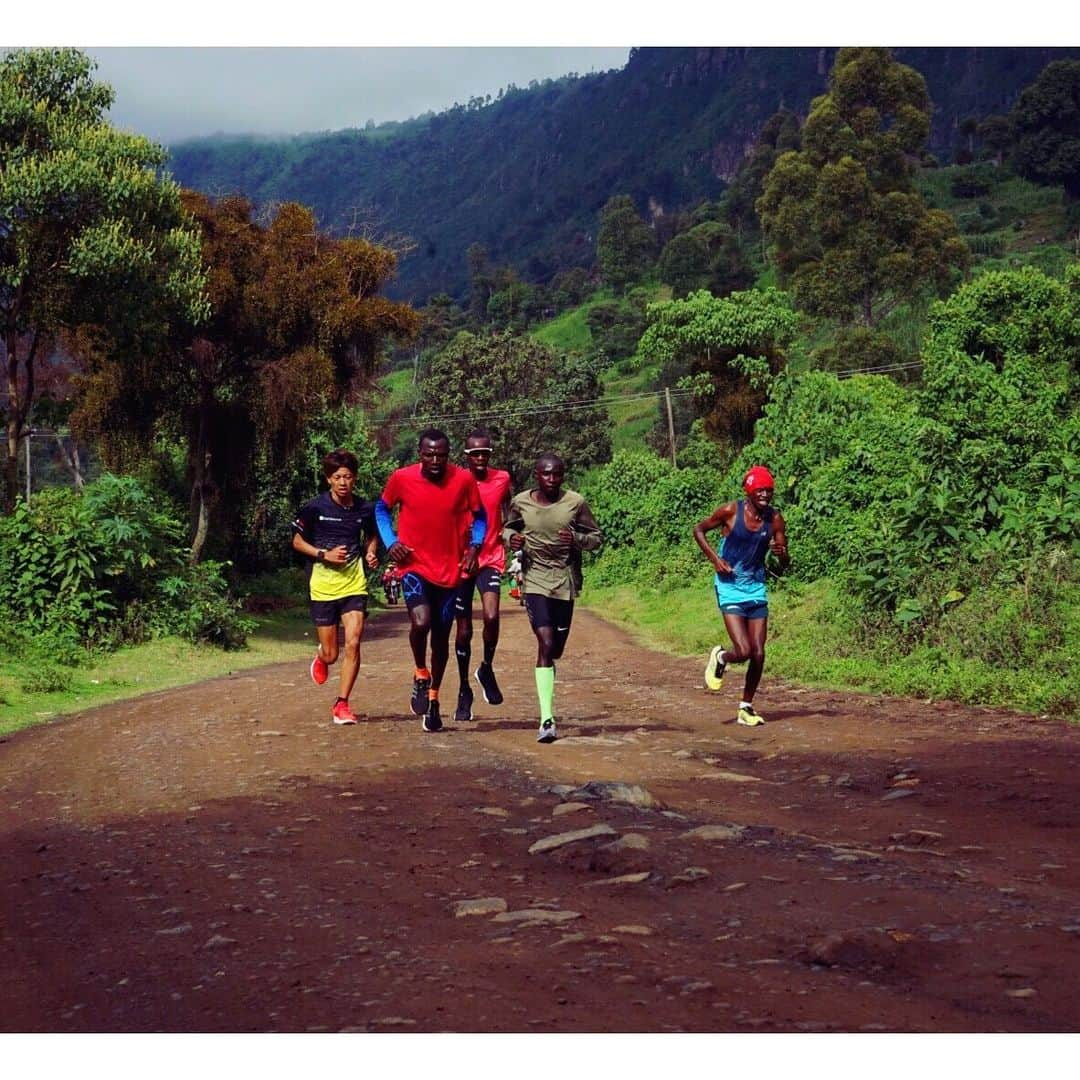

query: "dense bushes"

left=0, top=475, right=254, bottom=663
left=581, top=264, right=1078, bottom=714
left=579, top=450, right=723, bottom=587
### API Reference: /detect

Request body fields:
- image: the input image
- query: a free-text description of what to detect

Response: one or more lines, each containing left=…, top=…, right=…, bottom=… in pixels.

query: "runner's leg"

left=337, top=608, right=366, bottom=702
left=480, top=586, right=500, bottom=665
left=316, top=623, right=340, bottom=667
left=741, top=616, right=768, bottom=702
left=454, top=581, right=474, bottom=689
left=721, top=611, right=753, bottom=665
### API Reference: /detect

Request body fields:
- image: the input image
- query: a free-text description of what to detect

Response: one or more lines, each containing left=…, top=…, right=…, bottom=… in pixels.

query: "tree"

left=635, top=288, right=798, bottom=448
left=413, top=330, right=611, bottom=486
left=71, top=194, right=419, bottom=562
left=724, top=109, right=801, bottom=233
left=657, top=221, right=753, bottom=299
left=1010, top=60, right=1080, bottom=198
left=757, top=47, right=969, bottom=328
left=976, top=114, right=1013, bottom=166
left=0, top=48, right=207, bottom=510
left=596, top=195, right=657, bottom=292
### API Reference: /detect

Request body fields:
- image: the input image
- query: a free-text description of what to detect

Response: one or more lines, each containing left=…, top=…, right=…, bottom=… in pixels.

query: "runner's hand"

left=324, top=545, right=350, bottom=566
left=387, top=541, right=411, bottom=566
left=460, top=545, right=479, bottom=577
left=508, top=533, right=524, bottom=551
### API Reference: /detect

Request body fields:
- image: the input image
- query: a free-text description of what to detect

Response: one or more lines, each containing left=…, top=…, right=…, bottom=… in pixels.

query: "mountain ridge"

left=166, top=46, right=1080, bottom=303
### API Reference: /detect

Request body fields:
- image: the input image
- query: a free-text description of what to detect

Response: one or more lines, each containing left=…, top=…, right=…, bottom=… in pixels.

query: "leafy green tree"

left=596, top=195, right=657, bottom=292
left=72, top=194, right=419, bottom=562
left=0, top=48, right=208, bottom=510
left=635, top=288, right=798, bottom=447
left=918, top=264, right=1079, bottom=494
left=757, top=47, right=969, bottom=328
left=466, top=242, right=494, bottom=323
left=585, top=298, right=647, bottom=366
left=657, top=221, right=753, bottom=299
left=1010, top=60, right=1080, bottom=198
left=414, top=330, right=611, bottom=486
left=976, top=114, right=1013, bottom=166
left=724, top=109, right=801, bottom=233
left=549, top=267, right=592, bottom=312
left=487, top=277, right=542, bottom=331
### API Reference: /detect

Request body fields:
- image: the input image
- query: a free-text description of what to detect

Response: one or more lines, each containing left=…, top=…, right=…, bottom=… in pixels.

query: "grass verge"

left=582, top=577, right=1075, bottom=720
left=0, top=607, right=317, bottom=738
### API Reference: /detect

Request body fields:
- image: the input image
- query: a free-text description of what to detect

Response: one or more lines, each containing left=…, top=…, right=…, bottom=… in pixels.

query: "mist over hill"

left=166, top=46, right=1080, bottom=304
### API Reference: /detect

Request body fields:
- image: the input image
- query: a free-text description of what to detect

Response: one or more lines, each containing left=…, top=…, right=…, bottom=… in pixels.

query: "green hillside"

left=167, top=47, right=1080, bottom=304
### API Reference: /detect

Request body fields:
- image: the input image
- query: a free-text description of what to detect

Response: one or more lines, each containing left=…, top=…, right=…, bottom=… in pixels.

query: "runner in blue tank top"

left=693, top=466, right=789, bottom=726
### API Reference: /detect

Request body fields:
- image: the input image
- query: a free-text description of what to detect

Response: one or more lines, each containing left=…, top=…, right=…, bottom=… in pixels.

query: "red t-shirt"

left=460, top=469, right=511, bottom=573
left=380, top=462, right=483, bottom=587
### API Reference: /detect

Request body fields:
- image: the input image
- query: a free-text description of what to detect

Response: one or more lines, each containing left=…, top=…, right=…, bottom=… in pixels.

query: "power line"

left=389, top=386, right=696, bottom=429
left=385, top=356, right=924, bottom=430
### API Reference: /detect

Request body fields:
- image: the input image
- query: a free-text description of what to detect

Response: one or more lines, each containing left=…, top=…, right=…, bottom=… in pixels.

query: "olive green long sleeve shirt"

left=503, top=488, right=603, bottom=600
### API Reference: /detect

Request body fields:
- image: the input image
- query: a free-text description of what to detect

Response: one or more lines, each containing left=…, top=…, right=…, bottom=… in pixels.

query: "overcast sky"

left=86, top=48, right=631, bottom=144
left=6, top=3, right=1066, bottom=147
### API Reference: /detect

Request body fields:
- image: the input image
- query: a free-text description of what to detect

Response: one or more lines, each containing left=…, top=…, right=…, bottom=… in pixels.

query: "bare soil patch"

left=2, top=606, right=1078, bottom=1032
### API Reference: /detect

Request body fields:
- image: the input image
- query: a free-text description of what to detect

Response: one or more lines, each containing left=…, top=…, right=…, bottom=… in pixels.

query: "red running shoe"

left=310, top=653, right=329, bottom=685
left=331, top=699, right=358, bottom=725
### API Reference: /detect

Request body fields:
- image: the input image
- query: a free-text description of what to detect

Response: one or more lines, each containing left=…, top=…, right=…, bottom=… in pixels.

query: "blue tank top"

left=715, top=500, right=774, bottom=604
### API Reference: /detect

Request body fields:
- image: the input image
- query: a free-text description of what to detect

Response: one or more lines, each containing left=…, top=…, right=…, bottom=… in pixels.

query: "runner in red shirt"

left=375, top=429, right=486, bottom=732
left=452, top=428, right=512, bottom=721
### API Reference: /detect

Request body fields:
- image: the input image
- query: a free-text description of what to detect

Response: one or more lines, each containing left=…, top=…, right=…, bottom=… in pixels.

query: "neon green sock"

left=534, top=665, right=555, bottom=723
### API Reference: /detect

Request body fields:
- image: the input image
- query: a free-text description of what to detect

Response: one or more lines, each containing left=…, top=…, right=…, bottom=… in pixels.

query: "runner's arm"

left=769, top=511, right=790, bottom=570
left=375, top=498, right=410, bottom=565
left=693, top=502, right=736, bottom=574
left=569, top=502, right=603, bottom=552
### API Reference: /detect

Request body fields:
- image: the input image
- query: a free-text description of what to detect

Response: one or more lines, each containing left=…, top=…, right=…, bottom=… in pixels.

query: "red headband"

left=743, top=466, right=775, bottom=492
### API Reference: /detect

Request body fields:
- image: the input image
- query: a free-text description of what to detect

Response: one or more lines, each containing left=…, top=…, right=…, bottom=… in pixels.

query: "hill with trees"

left=166, top=47, right=1080, bottom=304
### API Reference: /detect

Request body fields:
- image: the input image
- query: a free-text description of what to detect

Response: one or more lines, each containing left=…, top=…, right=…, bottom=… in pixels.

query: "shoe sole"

left=455, top=706, right=474, bottom=722
left=474, top=668, right=503, bottom=706
left=311, top=658, right=328, bottom=686
left=704, top=646, right=725, bottom=692
left=537, top=727, right=556, bottom=743
left=332, top=715, right=357, bottom=725
left=736, top=716, right=764, bottom=727
left=422, top=718, right=443, bottom=732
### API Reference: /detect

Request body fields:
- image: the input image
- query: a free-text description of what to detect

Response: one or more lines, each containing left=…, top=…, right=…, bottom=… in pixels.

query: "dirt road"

left=2, top=605, right=1078, bottom=1032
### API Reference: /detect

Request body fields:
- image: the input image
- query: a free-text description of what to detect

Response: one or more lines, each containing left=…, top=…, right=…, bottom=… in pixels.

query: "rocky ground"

left=1, top=605, right=1078, bottom=1033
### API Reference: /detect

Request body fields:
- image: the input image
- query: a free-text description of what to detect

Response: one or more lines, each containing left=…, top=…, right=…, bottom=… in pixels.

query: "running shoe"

left=474, top=662, right=504, bottom=706
left=331, top=699, right=358, bottom=725
left=455, top=685, right=474, bottom=722
left=410, top=675, right=431, bottom=716
left=537, top=718, right=557, bottom=744
left=422, top=699, right=443, bottom=732
left=310, top=653, right=329, bottom=686
left=736, top=704, right=765, bottom=727
left=704, top=645, right=725, bottom=692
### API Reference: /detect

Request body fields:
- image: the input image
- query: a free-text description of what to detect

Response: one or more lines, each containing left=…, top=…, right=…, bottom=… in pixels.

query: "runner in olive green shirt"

left=504, top=453, right=603, bottom=743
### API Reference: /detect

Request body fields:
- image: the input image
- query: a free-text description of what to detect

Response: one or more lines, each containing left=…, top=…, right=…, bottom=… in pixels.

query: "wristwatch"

left=316, top=549, right=326, bottom=561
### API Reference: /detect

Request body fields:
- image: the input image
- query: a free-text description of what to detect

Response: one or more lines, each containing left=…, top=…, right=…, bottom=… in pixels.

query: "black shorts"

left=402, top=572, right=458, bottom=627
left=454, top=567, right=503, bottom=613
left=310, top=594, right=368, bottom=626
left=524, top=594, right=574, bottom=632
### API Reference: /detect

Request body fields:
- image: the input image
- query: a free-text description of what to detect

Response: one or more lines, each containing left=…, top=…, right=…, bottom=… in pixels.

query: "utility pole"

left=24, top=430, right=31, bottom=503
left=664, top=387, right=677, bottom=467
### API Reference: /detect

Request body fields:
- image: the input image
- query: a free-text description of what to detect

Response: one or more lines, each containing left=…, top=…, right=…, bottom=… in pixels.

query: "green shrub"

left=0, top=474, right=255, bottom=654
left=19, top=666, right=67, bottom=694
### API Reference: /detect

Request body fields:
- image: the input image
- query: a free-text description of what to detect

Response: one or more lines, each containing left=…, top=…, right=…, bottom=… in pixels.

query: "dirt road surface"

left=2, top=606, right=1078, bottom=1033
